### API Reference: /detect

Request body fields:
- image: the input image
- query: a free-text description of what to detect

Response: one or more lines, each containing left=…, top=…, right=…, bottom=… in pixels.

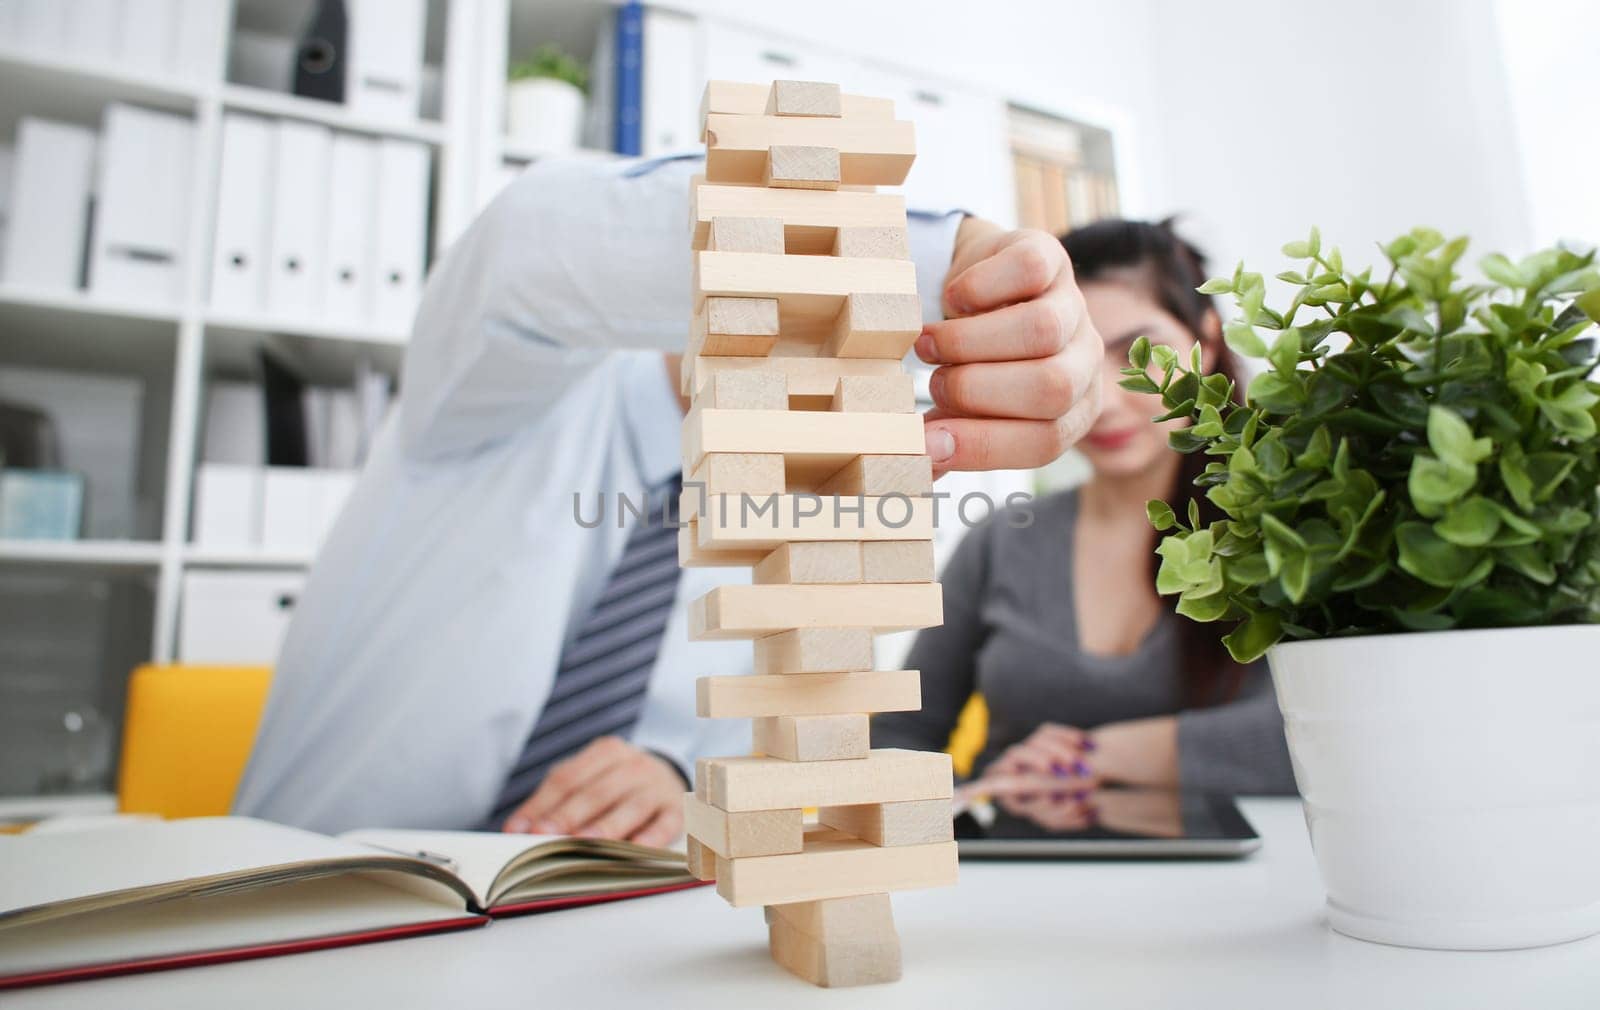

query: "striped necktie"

left=488, top=473, right=684, bottom=827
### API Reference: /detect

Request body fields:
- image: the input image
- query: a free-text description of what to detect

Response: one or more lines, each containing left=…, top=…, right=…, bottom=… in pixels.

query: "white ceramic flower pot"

left=505, top=77, right=585, bottom=152
left=1269, top=625, right=1600, bottom=950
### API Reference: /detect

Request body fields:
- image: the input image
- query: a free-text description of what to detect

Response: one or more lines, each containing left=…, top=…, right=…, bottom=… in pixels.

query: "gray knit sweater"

left=873, top=490, right=1299, bottom=795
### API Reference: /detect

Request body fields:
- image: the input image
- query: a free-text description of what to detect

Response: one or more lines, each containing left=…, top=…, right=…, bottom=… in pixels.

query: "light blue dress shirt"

left=232, top=156, right=964, bottom=833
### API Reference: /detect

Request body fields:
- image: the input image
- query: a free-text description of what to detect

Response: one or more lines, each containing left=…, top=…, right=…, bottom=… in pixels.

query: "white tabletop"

left=10, top=799, right=1597, bottom=1009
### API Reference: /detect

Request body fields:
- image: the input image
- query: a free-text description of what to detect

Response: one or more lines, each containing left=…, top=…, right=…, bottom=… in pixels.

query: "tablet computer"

left=954, top=789, right=1261, bottom=859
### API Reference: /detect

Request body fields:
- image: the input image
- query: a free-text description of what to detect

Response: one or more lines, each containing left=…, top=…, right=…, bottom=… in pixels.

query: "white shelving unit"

left=0, top=0, right=1131, bottom=806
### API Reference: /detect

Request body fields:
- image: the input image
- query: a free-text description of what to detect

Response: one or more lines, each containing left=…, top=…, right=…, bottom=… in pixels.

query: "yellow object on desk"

left=945, top=694, right=990, bottom=779
left=117, top=664, right=272, bottom=818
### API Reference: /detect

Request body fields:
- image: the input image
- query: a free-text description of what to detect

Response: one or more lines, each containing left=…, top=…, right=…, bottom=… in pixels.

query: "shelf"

left=0, top=46, right=203, bottom=124
left=220, top=84, right=447, bottom=145
left=0, top=792, right=118, bottom=825
left=203, top=310, right=409, bottom=348
left=184, top=547, right=313, bottom=569
left=0, top=285, right=180, bottom=376
left=204, top=312, right=407, bottom=383
left=501, top=137, right=619, bottom=164
left=0, top=284, right=185, bottom=326
left=0, top=540, right=166, bottom=570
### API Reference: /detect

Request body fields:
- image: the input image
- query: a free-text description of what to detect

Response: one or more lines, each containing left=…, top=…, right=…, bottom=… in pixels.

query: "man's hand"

left=501, top=736, right=684, bottom=847
left=919, top=220, right=1103, bottom=474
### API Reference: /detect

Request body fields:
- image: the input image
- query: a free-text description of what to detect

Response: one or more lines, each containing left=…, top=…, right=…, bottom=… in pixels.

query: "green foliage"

left=509, top=44, right=589, bottom=92
left=1123, top=227, right=1600, bottom=662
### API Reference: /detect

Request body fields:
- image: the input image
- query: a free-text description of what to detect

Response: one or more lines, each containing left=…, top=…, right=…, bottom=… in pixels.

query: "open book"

left=0, top=817, right=700, bottom=990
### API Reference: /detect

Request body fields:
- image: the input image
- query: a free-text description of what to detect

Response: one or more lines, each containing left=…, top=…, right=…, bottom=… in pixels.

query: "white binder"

left=266, top=119, right=332, bottom=318
left=346, top=0, right=425, bottom=122
left=171, top=0, right=228, bottom=83
left=371, top=138, right=430, bottom=333
left=2, top=119, right=97, bottom=293
left=13, top=1, right=70, bottom=53
left=117, top=0, right=177, bottom=75
left=323, top=132, right=378, bottom=326
left=89, top=103, right=195, bottom=304
left=66, top=0, right=122, bottom=62
left=192, top=463, right=264, bottom=548
left=209, top=113, right=273, bottom=314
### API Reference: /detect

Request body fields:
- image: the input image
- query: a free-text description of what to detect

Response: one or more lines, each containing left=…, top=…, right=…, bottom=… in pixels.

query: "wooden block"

left=831, top=375, right=915, bottom=414
left=754, top=714, right=870, bottom=761
left=715, top=827, right=958, bottom=905
left=816, top=455, right=933, bottom=497
left=682, top=406, right=923, bottom=475
left=686, top=836, right=717, bottom=881
left=823, top=292, right=923, bottom=359
left=708, top=216, right=785, bottom=254
left=765, top=80, right=843, bottom=118
left=769, top=914, right=901, bottom=988
left=753, top=628, right=873, bottom=675
left=694, top=758, right=711, bottom=800
left=705, top=295, right=780, bottom=339
left=697, top=669, right=919, bottom=719
left=692, top=493, right=934, bottom=549
left=700, top=82, right=893, bottom=133
left=703, top=113, right=916, bottom=187
left=819, top=799, right=955, bottom=847
left=768, top=893, right=895, bottom=942
left=689, top=583, right=943, bottom=640
left=705, top=369, right=786, bottom=410
left=688, top=453, right=785, bottom=497
left=692, top=176, right=907, bottom=254
left=679, top=524, right=768, bottom=568
left=684, top=793, right=804, bottom=858
left=765, top=145, right=841, bottom=190
left=704, top=749, right=953, bottom=812
left=753, top=542, right=862, bottom=585
left=833, top=226, right=909, bottom=260
left=861, top=540, right=936, bottom=583
left=689, top=355, right=902, bottom=400
left=694, top=251, right=916, bottom=335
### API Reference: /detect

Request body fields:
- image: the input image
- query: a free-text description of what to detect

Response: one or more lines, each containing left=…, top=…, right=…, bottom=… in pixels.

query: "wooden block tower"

left=680, top=80, right=957, bottom=988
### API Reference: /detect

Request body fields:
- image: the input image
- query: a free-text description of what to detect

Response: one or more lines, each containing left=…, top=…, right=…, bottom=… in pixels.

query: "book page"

left=341, top=829, right=564, bottom=905
left=0, top=817, right=468, bottom=926
left=0, top=872, right=478, bottom=977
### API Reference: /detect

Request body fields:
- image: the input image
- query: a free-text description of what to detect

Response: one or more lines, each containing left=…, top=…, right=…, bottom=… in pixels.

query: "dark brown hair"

left=1060, top=217, right=1247, bottom=705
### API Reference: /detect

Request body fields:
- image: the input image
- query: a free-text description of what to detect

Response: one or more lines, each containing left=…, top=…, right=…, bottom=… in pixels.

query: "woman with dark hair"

left=873, top=218, right=1299, bottom=797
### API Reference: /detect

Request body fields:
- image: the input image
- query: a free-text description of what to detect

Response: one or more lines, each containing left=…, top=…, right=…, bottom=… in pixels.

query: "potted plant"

left=1124, top=227, right=1600, bottom=950
left=505, top=44, right=589, bottom=152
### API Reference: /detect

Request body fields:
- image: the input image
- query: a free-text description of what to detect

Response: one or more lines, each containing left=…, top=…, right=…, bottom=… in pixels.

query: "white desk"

left=10, top=799, right=1597, bottom=1009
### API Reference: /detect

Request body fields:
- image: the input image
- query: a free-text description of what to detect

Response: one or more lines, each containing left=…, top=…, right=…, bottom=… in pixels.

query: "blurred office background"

left=0, top=0, right=1590, bottom=816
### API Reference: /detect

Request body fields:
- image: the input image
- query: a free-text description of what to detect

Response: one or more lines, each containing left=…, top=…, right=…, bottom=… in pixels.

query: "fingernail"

left=505, top=817, right=529, bottom=833
left=1071, top=759, right=1091, bottom=778
left=532, top=820, right=557, bottom=834
left=1050, top=762, right=1070, bottom=778
left=1017, top=793, right=1036, bottom=803
left=1050, top=791, right=1068, bottom=802
left=1015, top=762, right=1033, bottom=773
left=915, top=331, right=939, bottom=363
left=925, top=427, right=955, bottom=463
left=1072, top=790, right=1092, bottom=802
left=928, top=368, right=946, bottom=403
left=1080, top=738, right=1098, bottom=753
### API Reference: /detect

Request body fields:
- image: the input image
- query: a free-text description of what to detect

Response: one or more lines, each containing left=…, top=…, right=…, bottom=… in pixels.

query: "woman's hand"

left=987, top=722, right=1097, bottom=783
left=920, top=220, right=1104, bottom=475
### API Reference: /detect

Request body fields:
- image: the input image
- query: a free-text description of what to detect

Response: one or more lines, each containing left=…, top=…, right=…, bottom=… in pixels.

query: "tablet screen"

left=953, top=789, right=1260, bottom=859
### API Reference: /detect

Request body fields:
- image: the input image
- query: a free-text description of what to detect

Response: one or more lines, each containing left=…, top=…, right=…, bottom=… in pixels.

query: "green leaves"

left=1126, top=227, right=1600, bottom=658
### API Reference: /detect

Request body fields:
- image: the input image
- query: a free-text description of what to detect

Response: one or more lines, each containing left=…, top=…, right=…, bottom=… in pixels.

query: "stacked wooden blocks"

left=680, top=79, right=957, bottom=988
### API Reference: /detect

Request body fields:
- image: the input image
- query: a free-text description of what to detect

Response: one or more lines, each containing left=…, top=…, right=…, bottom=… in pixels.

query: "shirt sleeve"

left=871, top=517, right=994, bottom=755
left=1176, top=662, right=1299, bottom=795
left=400, top=158, right=965, bottom=461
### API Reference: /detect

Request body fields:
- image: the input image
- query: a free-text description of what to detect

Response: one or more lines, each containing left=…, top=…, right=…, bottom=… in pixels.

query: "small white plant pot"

left=505, top=77, right=585, bottom=153
left=1269, top=625, right=1600, bottom=949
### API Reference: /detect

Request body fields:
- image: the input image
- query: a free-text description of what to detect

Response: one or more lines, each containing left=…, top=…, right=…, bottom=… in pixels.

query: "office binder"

left=324, top=132, right=378, bottom=325
left=12, top=1, right=69, bottom=53
left=346, top=0, right=424, bottom=122
left=371, top=139, right=429, bottom=332
left=66, top=0, right=121, bottom=62
left=89, top=104, right=195, bottom=304
left=613, top=1, right=644, bottom=155
left=172, top=0, right=229, bottom=83
left=2, top=119, right=97, bottom=293
left=209, top=113, right=273, bottom=314
left=117, top=0, right=177, bottom=75
left=266, top=119, right=332, bottom=318
left=293, top=0, right=348, bottom=103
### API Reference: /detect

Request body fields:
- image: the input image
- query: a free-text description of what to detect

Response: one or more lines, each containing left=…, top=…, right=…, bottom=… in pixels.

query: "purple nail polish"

left=1070, top=759, right=1091, bottom=778
left=1050, top=762, right=1070, bottom=778
left=1080, top=738, right=1098, bottom=754
left=1017, top=793, right=1037, bottom=803
left=1050, top=791, right=1069, bottom=802
left=1071, top=789, right=1092, bottom=803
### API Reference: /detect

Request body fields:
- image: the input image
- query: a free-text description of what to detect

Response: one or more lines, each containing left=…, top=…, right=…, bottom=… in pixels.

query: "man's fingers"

left=630, top=807, right=684, bottom=849
left=924, top=391, right=1099, bottom=472
left=918, top=296, right=1078, bottom=365
left=942, top=230, right=1067, bottom=317
left=503, top=736, right=633, bottom=832
left=539, top=758, right=640, bottom=834
left=929, top=356, right=1080, bottom=421
left=577, top=793, right=662, bottom=841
